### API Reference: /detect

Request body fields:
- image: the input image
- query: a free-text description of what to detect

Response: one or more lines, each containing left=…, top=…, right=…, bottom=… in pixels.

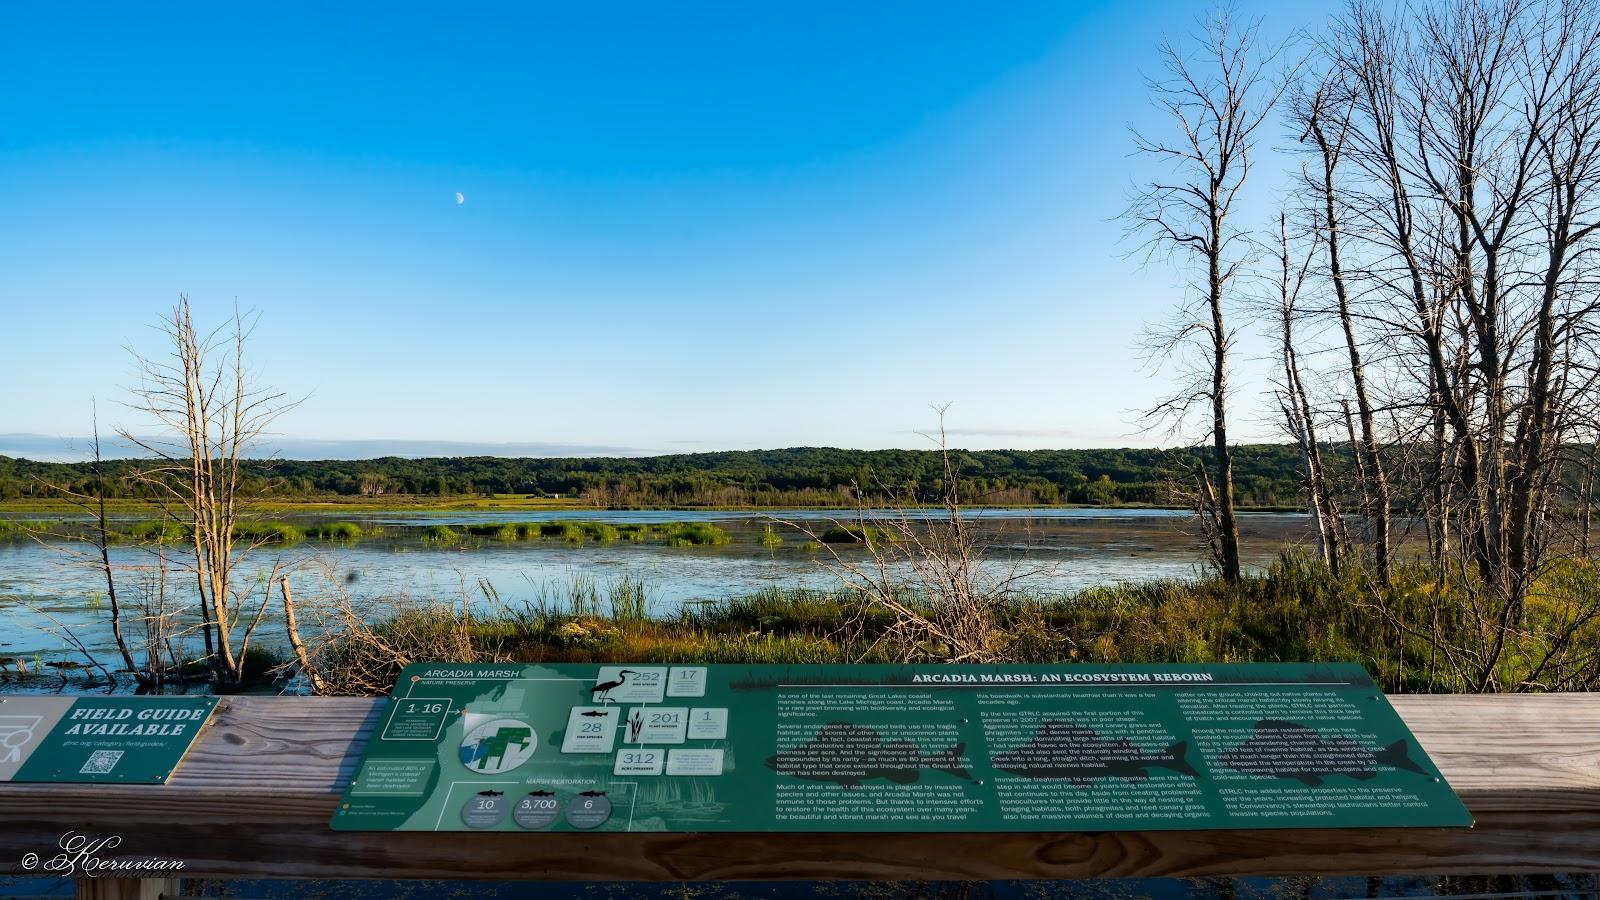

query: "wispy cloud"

left=0, top=433, right=655, bottom=462
left=936, top=426, right=1084, bottom=438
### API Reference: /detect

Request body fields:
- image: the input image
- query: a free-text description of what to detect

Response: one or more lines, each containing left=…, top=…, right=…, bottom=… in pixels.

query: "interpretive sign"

left=0, top=695, right=218, bottom=783
left=331, top=662, right=1471, bottom=833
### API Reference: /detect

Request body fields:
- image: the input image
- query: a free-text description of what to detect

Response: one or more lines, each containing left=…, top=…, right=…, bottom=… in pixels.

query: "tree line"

left=1, top=445, right=1319, bottom=507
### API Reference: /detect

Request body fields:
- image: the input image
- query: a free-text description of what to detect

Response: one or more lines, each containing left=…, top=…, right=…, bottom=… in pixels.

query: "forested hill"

left=0, top=445, right=1316, bottom=507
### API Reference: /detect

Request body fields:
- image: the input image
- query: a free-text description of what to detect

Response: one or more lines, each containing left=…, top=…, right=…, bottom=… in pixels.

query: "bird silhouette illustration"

left=591, top=670, right=635, bottom=704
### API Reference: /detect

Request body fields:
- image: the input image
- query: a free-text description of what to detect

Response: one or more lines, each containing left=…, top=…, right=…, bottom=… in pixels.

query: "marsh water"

left=0, top=507, right=1316, bottom=670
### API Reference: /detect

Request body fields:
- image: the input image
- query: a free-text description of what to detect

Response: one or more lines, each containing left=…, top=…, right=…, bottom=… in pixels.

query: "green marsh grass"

left=232, top=521, right=306, bottom=544
left=420, top=524, right=459, bottom=543
left=125, top=520, right=190, bottom=543
left=656, top=522, right=731, bottom=547
left=307, top=522, right=364, bottom=540
left=0, top=519, right=58, bottom=539
left=316, top=550, right=1600, bottom=696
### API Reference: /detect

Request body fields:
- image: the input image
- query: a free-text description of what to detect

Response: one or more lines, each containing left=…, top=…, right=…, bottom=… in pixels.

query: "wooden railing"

left=2, top=694, right=1599, bottom=897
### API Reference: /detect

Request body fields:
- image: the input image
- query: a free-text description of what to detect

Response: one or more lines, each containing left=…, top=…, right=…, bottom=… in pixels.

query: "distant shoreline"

left=0, top=496, right=1310, bottom=516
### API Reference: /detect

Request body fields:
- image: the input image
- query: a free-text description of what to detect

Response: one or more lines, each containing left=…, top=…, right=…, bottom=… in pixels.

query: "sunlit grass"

left=319, top=550, right=1600, bottom=696
left=307, top=522, right=365, bottom=540
left=419, top=524, right=459, bottom=543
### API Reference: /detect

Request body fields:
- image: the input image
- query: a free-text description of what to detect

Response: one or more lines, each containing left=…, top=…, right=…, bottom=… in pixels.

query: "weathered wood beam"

left=0, top=694, right=1595, bottom=881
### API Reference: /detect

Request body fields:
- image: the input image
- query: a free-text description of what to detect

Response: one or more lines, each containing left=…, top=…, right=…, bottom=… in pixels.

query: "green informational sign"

left=0, top=695, right=218, bottom=784
left=332, top=662, right=1471, bottom=833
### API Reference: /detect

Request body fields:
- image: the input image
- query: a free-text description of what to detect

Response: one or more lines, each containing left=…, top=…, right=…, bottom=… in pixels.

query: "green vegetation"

left=453, top=520, right=673, bottom=544
left=464, top=523, right=521, bottom=541
left=419, top=524, right=459, bottom=543
left=306, top=522, right=364, bottom=540
left=42, top=518, right=366, bottom=544
left=125, top=519, right=190, bottom=543
left=759, top=525, right=783, bottom=547
left=312, top=551, right=1600, bottom=696
left=450, top=519, right=728, bottom=547
left=655, top=522, right=732, bottom=547
left=0, top=445, right=1355, bottom=509
left=819, top=524, right=896, bottom=544
left=0, top=519, right=57, bottom=538
left=232, top=521, right=305, bottom=544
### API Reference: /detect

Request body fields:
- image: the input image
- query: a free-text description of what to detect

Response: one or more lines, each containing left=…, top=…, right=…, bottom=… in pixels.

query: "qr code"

left=79, top=750, right=124, bottom=774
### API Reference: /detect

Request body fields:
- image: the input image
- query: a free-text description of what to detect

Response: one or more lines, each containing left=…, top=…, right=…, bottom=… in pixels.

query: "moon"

left=455, top=192, right=465, bottom=205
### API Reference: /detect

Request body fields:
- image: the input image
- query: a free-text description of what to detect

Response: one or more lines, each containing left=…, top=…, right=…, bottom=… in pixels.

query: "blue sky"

left=1, top=1, right=1336, bottom=459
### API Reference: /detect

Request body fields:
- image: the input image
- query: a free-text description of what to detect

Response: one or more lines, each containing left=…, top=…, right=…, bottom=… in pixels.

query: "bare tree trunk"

left=1128, top=13, right=1280, bottom=583
left=1210, top=250, right=1242, bottom=582
left=1304, top=94, right=1390, bottom=582
left=279, top=576, right=327, bottom=695
left=1429, top=368, right=1452, bottom=567
left=88, top=414, right=138, bottom=684
left=1583, top=441, right=1597, bottom=557
left=1275, top=212, right=1341, bottom=572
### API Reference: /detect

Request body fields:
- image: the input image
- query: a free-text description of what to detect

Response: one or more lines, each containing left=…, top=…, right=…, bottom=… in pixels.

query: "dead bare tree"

left=1295, top=72, right=1395, bottom=583
left=1270, top=211, right=1345, bottom=571
left=119, top=297, right=296, bottom=689
left=1129, top=10, right=1286, bottom=581
left=1309, top=0, right=1600, bottom=690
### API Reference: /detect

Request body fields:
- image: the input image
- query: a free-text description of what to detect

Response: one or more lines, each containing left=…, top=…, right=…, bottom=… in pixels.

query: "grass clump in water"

left=657, top=522, right=731, bottom=547
left=420, top=524, right=459, bottom=544
left=125, top=520, right=191, bottom=543
left=759, top=525, right=783, bottom=548
left=455, top=521, right=626, bottom=542
left=464, top=523, right=522, bottom=541
left=307, top=522, right=364, bottom=540
left=232, top=521, right=306, bottom=544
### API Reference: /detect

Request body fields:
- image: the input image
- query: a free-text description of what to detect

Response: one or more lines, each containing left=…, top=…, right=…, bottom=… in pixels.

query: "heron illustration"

left=591, top=670, right=635, bottom=704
